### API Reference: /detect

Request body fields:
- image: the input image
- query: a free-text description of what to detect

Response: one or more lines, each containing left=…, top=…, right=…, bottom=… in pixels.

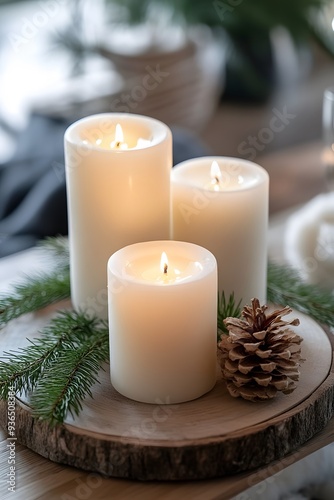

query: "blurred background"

left=0, top=0, right=334, bottom=257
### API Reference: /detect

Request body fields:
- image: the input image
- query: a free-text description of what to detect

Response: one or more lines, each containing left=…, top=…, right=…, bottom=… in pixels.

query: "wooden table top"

left=0, top=140, right=333, bottom=499
left=0, top=420, right=333, bottom=500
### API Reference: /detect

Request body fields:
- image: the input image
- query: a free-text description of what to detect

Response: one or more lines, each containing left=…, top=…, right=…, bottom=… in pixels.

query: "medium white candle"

left=64, top=113, right=172, bottom=318
left=171, top=157, right=269, bottom=305
left=108, top=240, right=217, bottom=404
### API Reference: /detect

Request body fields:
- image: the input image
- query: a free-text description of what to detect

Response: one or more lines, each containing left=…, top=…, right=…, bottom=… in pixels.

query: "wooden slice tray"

left=0, top=302, right=333, bottom=481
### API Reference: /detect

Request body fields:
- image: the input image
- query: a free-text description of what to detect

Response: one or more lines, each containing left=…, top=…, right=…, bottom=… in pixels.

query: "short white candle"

left=64, top=113, right=172, bottom=318
left=171, top=157, right=269, bottom=305
left=108, top=240, right=217, bottom=404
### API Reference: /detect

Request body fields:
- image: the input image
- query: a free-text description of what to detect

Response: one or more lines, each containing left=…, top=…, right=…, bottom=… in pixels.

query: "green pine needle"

left=217, top=292, right=242, bottom=340
left=0, top=310, right=108, bottom=423
left=38, top=236, right=70, bottom=267
left=0, top=237, right=71, bottom=328
left=31, top=331, right=109, bottom=425
left=267, top=262, right=334, bottom=328
left=0, top=271, right=70, bottom=327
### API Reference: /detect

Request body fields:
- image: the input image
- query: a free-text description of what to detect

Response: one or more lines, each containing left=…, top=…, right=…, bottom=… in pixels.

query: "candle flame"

left=160, top=252, right=168, bottom=274
left=210, top=160, right=222, bottom=191
left=211, top=160, right=222, bottom=184
left=110, top=123, right=128, bottom=149
left=115, top=123, right=124, bottom=146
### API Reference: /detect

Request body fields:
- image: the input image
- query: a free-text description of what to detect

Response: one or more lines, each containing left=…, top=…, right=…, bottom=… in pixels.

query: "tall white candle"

left=108, top=240, right=217, bottom=404
left=64, top=113, right=172, bottom=318
left=171, top=157, right=269, bottom=305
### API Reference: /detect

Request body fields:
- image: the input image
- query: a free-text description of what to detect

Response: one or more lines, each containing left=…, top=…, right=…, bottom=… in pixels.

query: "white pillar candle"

left=171, top=157, right=269, bottom=305
left=108, top=240, right=217, bottom=404
left=64, top=113, right=172, bottom=318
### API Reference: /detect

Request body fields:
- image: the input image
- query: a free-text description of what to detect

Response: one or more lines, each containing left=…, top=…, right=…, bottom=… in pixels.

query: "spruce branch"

left=30, top=330, right=109, bottom=425
left=0, top=337, right=66, bottom=399
left=0, top=236, right=71, bottom=328
left=267, top=262, right=334, bottom=328
left=0, top=271, right=70, bottom=327
left=0, top=311, right=107, bottom=402
left=38, top=236, right=70, bottom=267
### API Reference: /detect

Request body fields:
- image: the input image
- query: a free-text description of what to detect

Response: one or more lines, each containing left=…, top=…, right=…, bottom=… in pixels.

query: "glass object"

left=322, top=86, right=334, bottom=191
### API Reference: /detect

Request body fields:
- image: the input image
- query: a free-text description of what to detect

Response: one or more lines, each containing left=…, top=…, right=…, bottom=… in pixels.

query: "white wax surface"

left=65, top=113, right=172, bottom=318
left=171, top=157, right=269, bottom=305
left=125, top=254, right=204, bottom=284
left=108, top=241, right=217, bottom=404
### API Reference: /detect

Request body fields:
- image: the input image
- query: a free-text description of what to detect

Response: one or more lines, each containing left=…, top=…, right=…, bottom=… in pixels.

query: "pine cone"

left=218, top=298, right=303, bottom=402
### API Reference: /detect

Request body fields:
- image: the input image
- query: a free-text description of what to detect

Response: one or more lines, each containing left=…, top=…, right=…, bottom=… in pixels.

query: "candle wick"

left=116, top=141, right=121, bottom=148
left=214, top=176, right=220, bottom=184
left=164, top=263, right=168, bottom=274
